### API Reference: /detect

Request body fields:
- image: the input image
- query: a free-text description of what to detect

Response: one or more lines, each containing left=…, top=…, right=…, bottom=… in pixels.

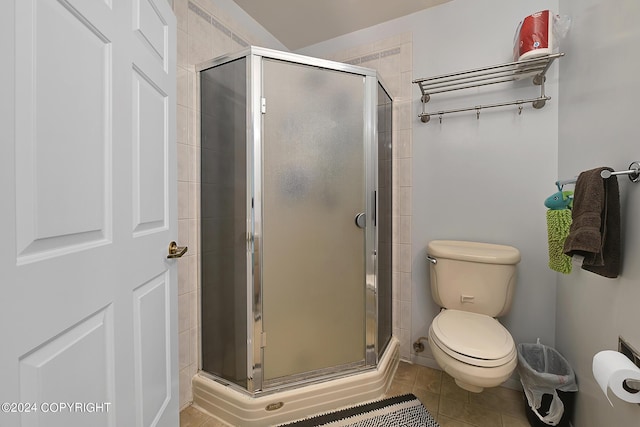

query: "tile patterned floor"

left=180, top=361, right=531, bottom=427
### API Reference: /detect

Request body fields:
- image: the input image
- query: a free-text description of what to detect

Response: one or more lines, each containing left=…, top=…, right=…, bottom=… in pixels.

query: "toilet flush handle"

left=426, top=255, right=437, bottom=264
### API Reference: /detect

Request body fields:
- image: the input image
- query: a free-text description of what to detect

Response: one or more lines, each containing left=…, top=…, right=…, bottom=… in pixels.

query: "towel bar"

left=558, top=162, right=640, bottom=188
left=555, top=178, right=577, bottom=190
left=600, top=162, right=640, bottom=183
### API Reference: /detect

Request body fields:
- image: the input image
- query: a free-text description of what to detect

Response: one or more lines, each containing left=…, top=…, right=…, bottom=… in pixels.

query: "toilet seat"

left=429, top=309, right=516, bottom=368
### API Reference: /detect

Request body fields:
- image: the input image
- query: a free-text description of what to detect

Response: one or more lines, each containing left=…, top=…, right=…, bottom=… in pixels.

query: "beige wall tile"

left=177, top=67, right=189, bottom=107
left=396, top=158, right=412, bottom=187
left=359, top=53, right=380, bottom=71
left=397, top=186, right=412, bottom=216
left=189, top=219, right=198, bottom=256
left=400, top=42, right=413, bottom=73
left=190, top=107, right=201, bottom=147
left=178, top=219, right=189, bottom=247
left=188, top=70, right=198, bottom=113
left=188, top=4, right=213, bottom=41
left=188, top=254, right=198, bottom=293
left=178, top=256, right=189, bottom=295
left=174, top=0, right=188, bottom=32
left=400, top=71, right=413, bottom=100
left=211, top=24, right=233, bottom=58
left=179, top=330, right=190, bottom=370
left=190, top=182, right=199, bottom=220
left=177, top=29, right=188, bottom=68
left=392, top=244, right=411, bottom=273
left=400, top=301, right=411, bottom=329
left=177, top=105, right=188, bottom=144
left=178, top=181, right=189, bottom=219
left=393, top=100, right=412, bottom=131
left=398, top=327, right=411, bottom=359
left=395, top=129, right=412, bottom=159
left=188, top=145, right=199, bottom=182
left=177, top=142, right=190, bottom=182
left=399, top=271, right=412, bottom=301
left=178, top=293, right=190, bottom=333
left=189, top=290, right=197, bottom=330
left=190, top=326, right=198, bottom=366
left=398, top=215, right=411, bottom=244
left=179, top=367, right=193, bottom=408
left=392, top=272, right=401, bottom=301
left=188, top=35, right=213, bottom=67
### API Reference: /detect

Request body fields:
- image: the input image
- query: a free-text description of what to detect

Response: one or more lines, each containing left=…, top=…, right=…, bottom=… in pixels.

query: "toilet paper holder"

left=619, top=336, right=640, bottom=393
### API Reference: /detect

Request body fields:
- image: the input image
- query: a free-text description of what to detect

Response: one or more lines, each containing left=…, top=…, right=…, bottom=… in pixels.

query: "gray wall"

left=302, top=0, right=560, bottom=378
left=556, top=1, right=640, bottom=426
left=222, top=0, right=640, bottom=424
left=407, top=0, right=560, bottom=369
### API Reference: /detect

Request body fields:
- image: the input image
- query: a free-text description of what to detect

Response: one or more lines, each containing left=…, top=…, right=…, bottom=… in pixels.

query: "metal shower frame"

left=196, top=46, right=391, bottom=395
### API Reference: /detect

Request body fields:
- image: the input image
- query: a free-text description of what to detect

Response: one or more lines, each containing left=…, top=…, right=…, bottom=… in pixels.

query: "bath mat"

left=277, top=393, right=439, bottom=427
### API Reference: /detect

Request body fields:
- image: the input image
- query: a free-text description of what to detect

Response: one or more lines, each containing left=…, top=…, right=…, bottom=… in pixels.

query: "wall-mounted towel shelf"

left=413, top=53, right=564, bottom=123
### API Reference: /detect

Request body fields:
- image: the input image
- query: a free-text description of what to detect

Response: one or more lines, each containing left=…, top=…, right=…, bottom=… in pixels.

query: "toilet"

left=426, top=240, right=521, bottom=393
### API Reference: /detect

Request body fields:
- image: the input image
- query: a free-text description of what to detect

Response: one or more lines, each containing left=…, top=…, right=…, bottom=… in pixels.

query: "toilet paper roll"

left=592, top=350, right=640, bottom=406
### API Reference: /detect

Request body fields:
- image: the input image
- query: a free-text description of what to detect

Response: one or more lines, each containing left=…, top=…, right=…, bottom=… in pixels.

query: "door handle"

left=354, top=212, right=366, bottom=229
left=167, top=241, right=188, bottom=259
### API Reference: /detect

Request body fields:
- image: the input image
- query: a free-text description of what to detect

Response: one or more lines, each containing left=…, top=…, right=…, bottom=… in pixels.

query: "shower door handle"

left=354, top=213, right=366, bottom=229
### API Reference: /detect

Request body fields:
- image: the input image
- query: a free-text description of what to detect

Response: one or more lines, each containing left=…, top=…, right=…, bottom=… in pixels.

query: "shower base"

left=192, top=337, right=400, bottom=426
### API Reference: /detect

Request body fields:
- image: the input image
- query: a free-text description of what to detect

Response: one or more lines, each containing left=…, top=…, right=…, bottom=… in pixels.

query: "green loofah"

left=546, top=209, right=573, bottom=274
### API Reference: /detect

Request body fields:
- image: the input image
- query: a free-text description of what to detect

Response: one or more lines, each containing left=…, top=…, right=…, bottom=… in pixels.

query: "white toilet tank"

left=427, top=240, right=521, bottom=317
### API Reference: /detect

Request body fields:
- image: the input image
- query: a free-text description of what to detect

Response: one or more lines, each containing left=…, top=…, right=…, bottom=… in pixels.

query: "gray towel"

left=563, top=167, right=620, bottom=278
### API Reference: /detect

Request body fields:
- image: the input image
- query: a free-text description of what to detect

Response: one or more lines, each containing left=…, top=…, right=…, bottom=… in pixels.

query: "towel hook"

left=476, top=106, right=481, bottom=119
left=517, top=102, right=523, bottom=115
left=555, top=178, right=578, bottom=191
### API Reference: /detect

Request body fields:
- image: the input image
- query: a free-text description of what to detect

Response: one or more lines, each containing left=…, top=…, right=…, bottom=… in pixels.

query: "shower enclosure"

left=195, top=47, right=394, bottom=425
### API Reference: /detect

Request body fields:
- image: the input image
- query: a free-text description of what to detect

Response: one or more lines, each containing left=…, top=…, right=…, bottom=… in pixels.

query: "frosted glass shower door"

left=261, top=59, right=366, bottom=382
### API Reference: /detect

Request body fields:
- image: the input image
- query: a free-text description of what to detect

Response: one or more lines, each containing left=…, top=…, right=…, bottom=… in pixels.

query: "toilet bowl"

left=427, top=309, right=517, bottom=392
left=426, top=240, right=521, bottom=393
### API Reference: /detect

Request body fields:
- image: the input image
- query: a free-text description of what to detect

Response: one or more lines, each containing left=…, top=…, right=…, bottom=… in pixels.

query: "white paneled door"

left=0, top=1, right=178, bottom=426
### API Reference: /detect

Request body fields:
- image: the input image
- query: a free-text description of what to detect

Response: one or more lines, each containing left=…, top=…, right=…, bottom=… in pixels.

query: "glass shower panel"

left=261, top=59, right=366, bottom=382
left=200, top=58, right=248, bottom=388
left=377, top=83, right=393, bottom=358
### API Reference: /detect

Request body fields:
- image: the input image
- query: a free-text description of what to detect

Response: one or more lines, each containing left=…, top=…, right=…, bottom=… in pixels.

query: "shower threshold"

left=192, top=337, right=399, bottom=427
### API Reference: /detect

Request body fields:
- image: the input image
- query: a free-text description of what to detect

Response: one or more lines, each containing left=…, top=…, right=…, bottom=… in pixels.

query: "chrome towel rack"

left=600, top=162, right=640, bottom=182
left=556, top=162, right=640, bottom=189
left=555, top=178, right=577, bottom=190
left=413, top=53, right=564, bottom=123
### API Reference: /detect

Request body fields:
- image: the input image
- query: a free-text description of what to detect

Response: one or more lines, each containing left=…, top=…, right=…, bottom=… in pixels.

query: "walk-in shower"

left=193, top=47, right=396, bottom=426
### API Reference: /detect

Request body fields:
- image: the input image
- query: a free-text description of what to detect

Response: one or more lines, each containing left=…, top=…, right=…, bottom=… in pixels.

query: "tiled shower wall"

left=324, top=35, right=414, bottom=362
left=173, top=0, right=263, bottom=409
left=174, top=0, right=413, bottom=408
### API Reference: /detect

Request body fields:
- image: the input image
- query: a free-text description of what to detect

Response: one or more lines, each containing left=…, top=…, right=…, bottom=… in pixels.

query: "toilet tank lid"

left=427, top=240, right=521, bottom=264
